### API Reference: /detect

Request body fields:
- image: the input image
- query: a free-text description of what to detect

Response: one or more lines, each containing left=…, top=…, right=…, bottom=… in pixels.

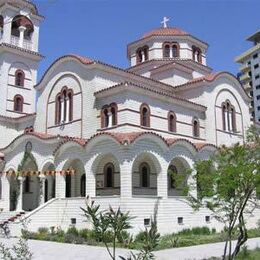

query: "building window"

left=192, top=46, right=202, bottom=63
left=163, top=43, right=170, bottom=58
left=256, top=85, right=260, bottom=90
left=104, top=163, right=114, bottom=188
left=163, top=42, right=179, bottom=58
left=254, top=64, right=259, bottom=69
left=101, top=103, right=118, bottom=128
left=172, top=43, right=179, bottom=57
left=144, top=218, right=150, bottom=226
left=257, top=106, right=260, bottom=111
left=140, top=104, right=150, bottom=127
left=168, top=112, right=176, bottom=132
left=222, top=100, right=237, bottom=133
left=140, top=163, right=150, bottom=188
left=177, top=217, right=183, bottom=224
left=205, top=216, right=210, bottom=223
left=55, top=87, right=73, bottom=125
left=192, top=118, right=200, bottom=137
left=257, top=95, right=260, bottom=100
left=14, top=95, right=23, bottom=112
left=255, top=74, right=260, bottom=80
left=136, top=46, right=149, bottom=63
left=15, top=70, right=25, bottom=87
left=253, top=53, right=258, bottom=59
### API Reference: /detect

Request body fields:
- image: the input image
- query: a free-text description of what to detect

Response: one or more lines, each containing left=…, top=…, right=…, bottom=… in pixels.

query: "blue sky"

left=35, top=0, right=259, bottom=79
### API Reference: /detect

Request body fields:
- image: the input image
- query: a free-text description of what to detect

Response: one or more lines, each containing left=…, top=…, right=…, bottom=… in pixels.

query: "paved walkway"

left=0, top=237, right=260, bottom=260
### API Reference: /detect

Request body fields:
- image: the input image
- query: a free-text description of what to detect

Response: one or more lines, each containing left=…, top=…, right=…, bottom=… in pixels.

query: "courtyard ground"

left=0, top=237, right=260, bottom=259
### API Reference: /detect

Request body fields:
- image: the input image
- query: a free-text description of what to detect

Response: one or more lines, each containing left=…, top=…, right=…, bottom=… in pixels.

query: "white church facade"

left=0, top=0, right=257, bottom=234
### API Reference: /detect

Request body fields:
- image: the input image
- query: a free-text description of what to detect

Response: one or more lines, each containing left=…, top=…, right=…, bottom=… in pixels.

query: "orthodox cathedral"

left=0, top=0, right=257, bottom=235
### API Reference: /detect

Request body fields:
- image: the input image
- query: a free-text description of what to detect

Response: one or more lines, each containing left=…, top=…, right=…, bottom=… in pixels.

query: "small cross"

left=161, top=17, right=170, bottom=28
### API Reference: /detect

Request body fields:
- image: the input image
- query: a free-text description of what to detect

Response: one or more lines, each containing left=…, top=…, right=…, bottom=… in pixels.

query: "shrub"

left=134, top=231, right=147, bottom=243
left=78, top=229, right=90, bottom=240
left=38, top=227, right=49, bottom=234
left=66, top=226, right=79, bottom=236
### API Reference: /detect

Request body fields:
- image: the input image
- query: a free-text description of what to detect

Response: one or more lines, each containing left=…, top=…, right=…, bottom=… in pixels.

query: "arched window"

left=15, top=70, right=25, bottom=87
left=226, top=102, right=231, bottom=131
left=222, top=100, right=237, bottom=133
left=68, top=90, right=73, bottom=122
left=172, top=44, right=179, bottom=58
left=136, top=48, right=143, bottom=64
left=140, top=104, right=150, bottom=127
left=168, top=165, right=178, bottom=189
left=104, top=163, right=114, bottom=188
left=168, top=112, right=176, bottom=132
left=222, top=104, right=226, bottom=131
left=11, top=15, right=34, bottom=40
left=143, top=46, right=149, bottom=61
left=231, top=106, right=236, bottom=132
left=192, top=46, right=202, bottom=63
left=163, top=43, right=170, bottom=58
left=55, top=87, right=73, bottom=125
left=140, top=163, right=150, bottom=188
left=192, top=118, right=200, bottom=137
left=80, top=174, right=86, bottom=197
left=110, top=103, right=118, bottom=126
left=136, top=46, right=149, bottom=63
left=101, top=106, right=109, bottom=128
left=14, top=95, right=23, bottom=112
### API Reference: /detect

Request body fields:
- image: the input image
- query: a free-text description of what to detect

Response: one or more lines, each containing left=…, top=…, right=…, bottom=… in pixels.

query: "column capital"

left=39, top=174, right=46, bottom=180
left=18, top=26, right=26, bottom=32
left=18, top=176, right=25, bottom=182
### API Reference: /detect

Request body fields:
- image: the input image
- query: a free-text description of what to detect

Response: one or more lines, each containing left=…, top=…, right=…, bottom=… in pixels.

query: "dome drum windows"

left=192, top=46, right=202, bottom=63
left=136, top=45, right=149, bottom=64
left=55, top=87, right=73, bottom=125
left=101, top=103, right=118, bottom=128
left=163, top=42, right=180, bottom=58
left=222, top=101, right=237, bottom=133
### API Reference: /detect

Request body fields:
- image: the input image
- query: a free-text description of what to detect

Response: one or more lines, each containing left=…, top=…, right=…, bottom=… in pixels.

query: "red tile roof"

left=143, top=27, right=189, bottom=38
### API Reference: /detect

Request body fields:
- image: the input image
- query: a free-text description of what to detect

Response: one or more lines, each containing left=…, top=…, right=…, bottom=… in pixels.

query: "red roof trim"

left=94, top=81, right=207, bottom=110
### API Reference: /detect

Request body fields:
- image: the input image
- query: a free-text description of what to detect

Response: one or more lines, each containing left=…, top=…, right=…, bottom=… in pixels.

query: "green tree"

left=188, top=126, right=260, bottom=260
left=81, top=198, right=133, bottom=260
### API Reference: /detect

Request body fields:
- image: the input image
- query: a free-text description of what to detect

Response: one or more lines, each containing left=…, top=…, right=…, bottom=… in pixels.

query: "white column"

left=141, top=51, right=145, bottom=62
left=16, top=176, right=25, bottom=211
left=55, top=172, right=66, bottom=198
left=107, top=111, right=112, bottom=128
left=157, top=159, right=168, bottom=198
left=225, top=111, right=229, bottom=131
left=60, top=98, right=64, bottom=123
left=120, top=158, right=133, bottom=199
left=18, top=26, right=26, bottom=48
left=39, top=174, right=46, bottom=206
left=65, top=97, right=70, bottom=123
left=169, top=47, right=173, bottom=58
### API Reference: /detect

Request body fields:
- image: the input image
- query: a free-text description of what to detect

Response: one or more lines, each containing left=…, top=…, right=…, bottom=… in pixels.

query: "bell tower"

left=0, top=0, right=44, bottom=118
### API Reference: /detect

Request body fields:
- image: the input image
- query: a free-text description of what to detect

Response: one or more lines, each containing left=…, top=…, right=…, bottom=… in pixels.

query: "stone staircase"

left=0, top=211, right=26, bottom=225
